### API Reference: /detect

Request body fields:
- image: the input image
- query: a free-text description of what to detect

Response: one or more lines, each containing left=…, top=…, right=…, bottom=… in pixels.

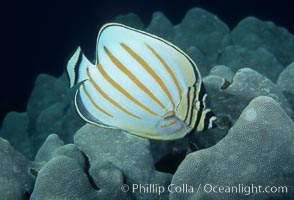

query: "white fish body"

left=67, top=23, right=216, bottom=140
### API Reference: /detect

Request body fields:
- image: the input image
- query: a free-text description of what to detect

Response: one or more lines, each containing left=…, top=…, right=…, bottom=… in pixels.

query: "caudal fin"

left=66, top=47, right=93, bottom=88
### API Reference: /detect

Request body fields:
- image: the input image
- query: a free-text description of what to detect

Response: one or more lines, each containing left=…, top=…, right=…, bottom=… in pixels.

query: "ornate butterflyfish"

left=66, top=23, right=217, bottom=140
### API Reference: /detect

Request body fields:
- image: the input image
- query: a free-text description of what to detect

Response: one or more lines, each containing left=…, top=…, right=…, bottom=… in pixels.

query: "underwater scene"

left=0, top=1, right=294, bottom=200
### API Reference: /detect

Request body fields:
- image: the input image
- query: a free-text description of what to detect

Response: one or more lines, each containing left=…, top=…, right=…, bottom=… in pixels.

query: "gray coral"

left=170, top=96, right=294, bottom=200
left=0, top=138, right=34, bottom=200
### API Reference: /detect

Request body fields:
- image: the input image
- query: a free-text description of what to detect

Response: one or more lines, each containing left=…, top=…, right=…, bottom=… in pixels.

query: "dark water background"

left=0, top=0, right=293, bottom=125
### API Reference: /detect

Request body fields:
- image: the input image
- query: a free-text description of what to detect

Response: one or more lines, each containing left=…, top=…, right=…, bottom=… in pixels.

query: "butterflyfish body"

left=67, top=23, right=217, bottom=140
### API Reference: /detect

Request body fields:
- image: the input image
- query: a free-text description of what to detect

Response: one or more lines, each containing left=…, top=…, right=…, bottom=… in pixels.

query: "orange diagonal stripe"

left=97, top=63, right=158, bottom=116
left=82, top=83, right=113, bottom=118
left=87, top=68, right=141, bottom=119
left=121, top=42, right=175, bottom=109
left=145, top=43, right=182, bottom=99
left=104, top=46, right=166, bottom=110
left=160, top=118, right=178, bottom=128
